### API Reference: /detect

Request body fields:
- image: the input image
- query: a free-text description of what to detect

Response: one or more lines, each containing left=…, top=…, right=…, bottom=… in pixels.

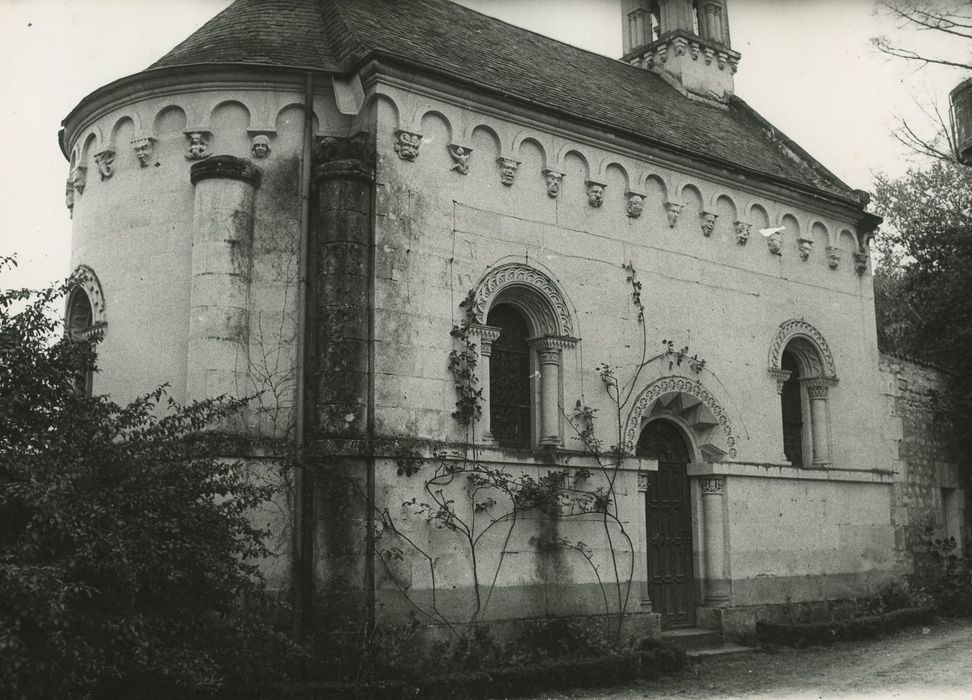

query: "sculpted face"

left=798, top=240, right=813, bottom=261
left=544, top=170, right=562, bottom=198
left=665, top=202, right=682, bottom=227
left=734, top=221, right=750, bottom=244
left=767, top=233, right=783, bottom=255
left=826, top=246, right=841, bottom=269
left=251, top=135, right=271, bottom=159
left=134, top=140, right=154, bottom=167
left=498, top=158, right=519, bottom=186
left=626, top=193, right=645, bottom=218
left=186, top=132, right=209, bottom=160
left=587, top=183, right=604, bottom=207
left=700, top=212, right=717, bottom=237
left=71, top=167, right=86, bottom=195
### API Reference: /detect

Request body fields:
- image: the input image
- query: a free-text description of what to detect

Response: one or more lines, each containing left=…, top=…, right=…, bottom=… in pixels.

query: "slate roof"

left=148, top=0, right=856, bottom=202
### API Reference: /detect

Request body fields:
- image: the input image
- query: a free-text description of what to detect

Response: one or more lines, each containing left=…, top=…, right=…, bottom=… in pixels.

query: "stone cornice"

left=60, top=65, right=322, bottom=160
left=363, top=64, right=869, bottom=224
left=688, top=461, right=894, bottom=484
left=62, top=56, right=869, bottom=225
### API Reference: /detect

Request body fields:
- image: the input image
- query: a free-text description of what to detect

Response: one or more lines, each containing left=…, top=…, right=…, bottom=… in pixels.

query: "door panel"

left=638, top=420, right=695, bottom=628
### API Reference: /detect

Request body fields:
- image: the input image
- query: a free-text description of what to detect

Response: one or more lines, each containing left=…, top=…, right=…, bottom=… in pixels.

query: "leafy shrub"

left=921, top=532, right=972, bottom=616
left=0, top=263, right=297, bottom=698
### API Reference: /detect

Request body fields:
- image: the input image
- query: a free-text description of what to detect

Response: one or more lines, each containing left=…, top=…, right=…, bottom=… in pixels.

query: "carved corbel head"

left=497, top=156, right=520, bottom=186
left=760, top=226, right=785, bottom=255
left=250, top=134, right=272, bottom=159
left=448, top=144, right=473, bottom=175
left=65, top=178, right=75, bottom=213
left=664, top=202, right=683, bottom=228
left=185, top=131, right=212, bottom=161
left=71, top=166, right=87, bottom=195
left=853, top=250, right=869, bottom=274
left=131, top=136, right=157, bottom=168
left=94, top=149, right=116, bottom=179
left=393, top=129, right=422, bottom=161
left=542, top=168, right=563, bottom=198
left=826, top=245, right=841, bottom=269
left=625, top=192, right=646, bottom=218
left=797, top=237, right=813, bottom=261
left=585, top=180, right=606, bottom=208
left=734, top=220, right=751, bottom=245
left=700, top=211, right=718, bottom=237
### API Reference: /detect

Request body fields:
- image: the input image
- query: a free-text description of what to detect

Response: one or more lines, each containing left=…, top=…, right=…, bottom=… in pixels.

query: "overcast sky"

left=0, top=0, right=966, bottom=291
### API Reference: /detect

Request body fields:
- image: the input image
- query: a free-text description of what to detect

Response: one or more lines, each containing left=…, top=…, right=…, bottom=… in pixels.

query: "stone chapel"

left=59, top=0, right=966, bottom=639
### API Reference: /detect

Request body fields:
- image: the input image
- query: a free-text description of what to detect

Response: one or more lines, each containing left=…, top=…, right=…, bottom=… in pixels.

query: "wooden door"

left=638, top=419, right=696, bottom=628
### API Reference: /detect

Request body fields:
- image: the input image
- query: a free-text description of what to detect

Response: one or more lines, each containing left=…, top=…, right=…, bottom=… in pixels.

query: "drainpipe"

left=293, top=73, right=314, bottom=642
left=365, top=141, right=377, bottom=634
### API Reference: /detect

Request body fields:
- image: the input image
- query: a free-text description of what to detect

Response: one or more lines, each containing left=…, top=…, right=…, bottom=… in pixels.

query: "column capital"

left=801, top=376, right=838, bottom=399
left=468, top=323, right=502, bottom=343
left=700, top=477, right=725, bottom=495
left=768, top=368, right=792, bottom=394
left=189, top=155, right=262, bottom=188
left=528, top=335, right=578, bottom=353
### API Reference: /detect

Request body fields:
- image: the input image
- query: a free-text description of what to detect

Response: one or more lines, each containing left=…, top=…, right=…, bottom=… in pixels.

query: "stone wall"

left=879, top=353, right=967, bottom=568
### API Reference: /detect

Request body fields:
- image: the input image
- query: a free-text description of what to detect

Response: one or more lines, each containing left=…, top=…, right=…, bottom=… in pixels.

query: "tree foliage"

left=0, top=258, right=294, bottom=698
left=872, top=161, right=972, bottom=449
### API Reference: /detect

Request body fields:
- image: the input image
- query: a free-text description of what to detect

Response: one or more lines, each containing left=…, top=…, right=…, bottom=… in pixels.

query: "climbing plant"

left=373, top=261, right=708, bottom=646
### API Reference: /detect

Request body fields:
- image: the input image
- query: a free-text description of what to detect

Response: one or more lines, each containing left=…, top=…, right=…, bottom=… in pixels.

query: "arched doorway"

left=637, top=419, right=696, bottom=628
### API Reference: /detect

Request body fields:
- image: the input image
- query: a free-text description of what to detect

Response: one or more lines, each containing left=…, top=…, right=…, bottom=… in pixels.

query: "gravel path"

left=519, top=617, right=972, bottom=699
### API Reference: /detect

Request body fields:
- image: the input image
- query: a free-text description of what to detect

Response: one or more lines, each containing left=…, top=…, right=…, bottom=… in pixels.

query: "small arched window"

left=66, top=288, right=96, bottom=397
left=67, top=288, right=93, bottom=340
left=65, top=266, right=107, bottom=398
left=649, top=1, right=662, bottom=42
left=770, top=320, right=838, bottom=467
left=691, top=0, right=701, bottom=36
left=487, top=304, right=532, bottom=449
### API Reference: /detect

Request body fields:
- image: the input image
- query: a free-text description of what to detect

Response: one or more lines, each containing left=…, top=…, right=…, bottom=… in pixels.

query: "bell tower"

left=622, top=0, right=740, bottom=101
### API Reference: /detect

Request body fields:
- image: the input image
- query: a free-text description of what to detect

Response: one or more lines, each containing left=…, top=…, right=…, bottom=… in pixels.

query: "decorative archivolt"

left=66, top=265, right=107, bottom=340
left=471, top=263, right=574, bottom=338
left=768, top=318, right=837, bottom=379
left=623, top=376, right=737, bottom=459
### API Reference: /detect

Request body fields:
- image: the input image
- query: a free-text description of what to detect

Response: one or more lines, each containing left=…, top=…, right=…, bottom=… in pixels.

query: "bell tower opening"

left=621, top=0, right=740, bottom=101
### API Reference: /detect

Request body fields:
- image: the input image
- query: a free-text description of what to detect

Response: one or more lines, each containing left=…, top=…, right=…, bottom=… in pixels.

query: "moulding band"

left=190, top=155, right=262, bottom=188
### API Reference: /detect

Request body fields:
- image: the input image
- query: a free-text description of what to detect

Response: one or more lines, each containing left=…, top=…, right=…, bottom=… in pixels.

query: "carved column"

left=769, top=368, right=792, bottom=463
left=469, top=324, right=501, bottom=443
left=186, top=156, right=261, bottom=403
left=701, top=476, right=730, bottom=607
left=533, top=338, right=563, bottom=446
left=310, top=133, right=375, bottom=438
left=529, top=336, right=576, bottom=447
left=803, top=377, right=837, bottom=466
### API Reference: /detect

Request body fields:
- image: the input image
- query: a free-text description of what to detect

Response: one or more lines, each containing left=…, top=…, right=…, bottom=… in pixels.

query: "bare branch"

left=885, top=2, right=972, bottom=37
left=872, top=36, right=972, bottom=70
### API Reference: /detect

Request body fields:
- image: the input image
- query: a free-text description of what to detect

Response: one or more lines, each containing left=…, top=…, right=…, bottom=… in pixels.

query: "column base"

left=703, top=579, right=731, bottom=608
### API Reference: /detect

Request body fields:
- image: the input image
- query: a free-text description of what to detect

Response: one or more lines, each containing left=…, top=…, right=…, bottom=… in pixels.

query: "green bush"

left=0, top=262, right=298, bottom=698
